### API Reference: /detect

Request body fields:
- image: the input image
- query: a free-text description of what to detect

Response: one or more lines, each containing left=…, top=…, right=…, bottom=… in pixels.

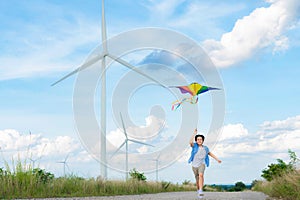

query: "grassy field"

left=253, top=170, right=300, bottom=200
left=0, top=160, right=196, bottom=199
left=5, top=156, right=300, bottom=199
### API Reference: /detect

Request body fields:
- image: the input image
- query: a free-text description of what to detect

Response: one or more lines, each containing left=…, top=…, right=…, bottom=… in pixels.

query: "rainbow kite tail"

left=171, top=98, right=190, bottom=110
left=171, top=100, right=182, bottom=111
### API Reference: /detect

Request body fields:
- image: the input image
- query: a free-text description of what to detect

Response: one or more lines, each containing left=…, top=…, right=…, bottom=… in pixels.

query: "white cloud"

left=0, top=129, right=82, bottom=164
left=212, top=115, right=300, bottom=161
left=260, top=115, right=300, bottom=130
left=2, top=115, right=300, bottom=180
left=128, top=115, right=166, bottom=139
left=136, top=146, right=149, bottom=154
left=106, top=115, right=166, bottom=160
left=218, top=123, right=249, bottom=141
left=73, top=151, right=94, bottom=162
left=107, top=115, right=166, bottom=148
left=177, top=115, right=300, bottom=162
left=203, top=0, right=300, bottom=67
left=106, top=128, right=126, bottom=151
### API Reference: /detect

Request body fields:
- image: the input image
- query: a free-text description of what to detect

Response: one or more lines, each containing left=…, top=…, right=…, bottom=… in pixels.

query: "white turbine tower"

left=51, top=0, right=166, bottom=179
left=111, top=113, right=154, bottom=180
left=151, top=153, right=161, bottom=182
left=57, top=154, right=70, bottom=177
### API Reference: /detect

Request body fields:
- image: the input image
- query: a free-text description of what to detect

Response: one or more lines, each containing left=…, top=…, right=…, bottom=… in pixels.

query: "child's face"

left=196, top=137, right=203, bottom=145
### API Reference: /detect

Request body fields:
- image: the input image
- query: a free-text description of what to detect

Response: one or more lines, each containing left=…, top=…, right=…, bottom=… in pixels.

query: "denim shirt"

left=188, top=143, right=210, bottom=167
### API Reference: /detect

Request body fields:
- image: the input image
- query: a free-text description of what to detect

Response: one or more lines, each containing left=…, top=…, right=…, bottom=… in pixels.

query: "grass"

left=253, top=170, right=300, bottom=200
left=0, top=159, right=196, bottom=199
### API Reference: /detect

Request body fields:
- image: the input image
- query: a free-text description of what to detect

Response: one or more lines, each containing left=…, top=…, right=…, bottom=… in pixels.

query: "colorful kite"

left=171, top=82, right=220, bottom=110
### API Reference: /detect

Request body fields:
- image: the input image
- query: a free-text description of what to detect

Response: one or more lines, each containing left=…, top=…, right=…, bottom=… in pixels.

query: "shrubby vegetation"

left=253, top=149, right=300, bottom=200
left=0, top=160, right=196, bottom=199
left=261, top=149, right=298, bottom=182
left=228, top=181, right=247, bottom=191
left=129, top=168, right=147, bottom=181
left=4, top=150, right=299, bottom=199
left=204, top=181, right=249, bottom=192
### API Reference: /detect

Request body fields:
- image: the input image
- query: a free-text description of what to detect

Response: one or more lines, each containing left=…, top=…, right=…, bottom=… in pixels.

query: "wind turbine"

left=111, top=113, right=154, bottom=180
left=149, top=153, right=161, bottom=182
left=57, top=154, right=70, bottom=177
left=51, top=0, right=166, bottom=179
left=29, top=157, right=40, bottom=169
left=29, top=144, right=47, bottom=169
left=153, top=154, right=160, bottom=182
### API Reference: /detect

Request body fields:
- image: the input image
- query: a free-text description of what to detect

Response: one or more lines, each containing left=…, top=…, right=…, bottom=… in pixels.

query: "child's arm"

left=208, top=152, right=222, bottom=163
left=189, top=128, right=197, bottom=147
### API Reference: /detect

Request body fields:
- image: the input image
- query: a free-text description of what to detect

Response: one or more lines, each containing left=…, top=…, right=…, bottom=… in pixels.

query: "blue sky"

left=0, top=0, right=300, bottom=185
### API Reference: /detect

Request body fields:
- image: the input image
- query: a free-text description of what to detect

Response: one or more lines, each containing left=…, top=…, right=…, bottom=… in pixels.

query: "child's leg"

left=197, top=164, right=206, bottom=199
left=192, top=167, right=200, bottom=190
left=198, top=173, right=204, bottom=191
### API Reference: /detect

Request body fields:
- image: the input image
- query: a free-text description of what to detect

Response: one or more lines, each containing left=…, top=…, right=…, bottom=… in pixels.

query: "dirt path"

left=29, top=191, right=274, bottom=200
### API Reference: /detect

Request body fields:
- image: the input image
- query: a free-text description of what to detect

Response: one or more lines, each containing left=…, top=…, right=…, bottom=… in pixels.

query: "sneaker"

left=198, top=190, right=204, bottom=199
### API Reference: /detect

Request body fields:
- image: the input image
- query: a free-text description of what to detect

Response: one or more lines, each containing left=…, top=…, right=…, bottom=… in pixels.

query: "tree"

left=228, top=181, right=247, bottom=191
left=261, top=149, right=298, bottom=181
left=234, top=181, right=246, bottom=191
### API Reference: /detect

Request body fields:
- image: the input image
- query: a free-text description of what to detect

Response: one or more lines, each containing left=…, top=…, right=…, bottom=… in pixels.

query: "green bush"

left=261, top=149, right=297, bottom=181
left=227, top=181, right=247, bottom=192
left=261, top=159, right=292, bottom=181
left=32, top=168, right=54, bottom=184
left=253, top=150, right=300, bottom=200
left=253, top=171, right=300, bottom=200
left=129, top=168, right=147, bottom=181
left=234, top=181, right=246, bottom=191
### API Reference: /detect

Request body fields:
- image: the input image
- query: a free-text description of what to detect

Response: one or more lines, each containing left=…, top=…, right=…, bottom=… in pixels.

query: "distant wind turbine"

left=29, top=157, right=40, bottom=169
left=149, top=153, right=161, bottom=182
left=51, top=0, right=166, bottom=179
left=57, top=154, right=70, bottom=177
left=29, top=144, right=47, bottom=169
left=111, top=113, right=154, bottom=180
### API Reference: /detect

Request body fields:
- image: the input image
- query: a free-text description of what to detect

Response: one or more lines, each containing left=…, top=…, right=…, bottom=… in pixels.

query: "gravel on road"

left=25, top=191, right=275, bottom=200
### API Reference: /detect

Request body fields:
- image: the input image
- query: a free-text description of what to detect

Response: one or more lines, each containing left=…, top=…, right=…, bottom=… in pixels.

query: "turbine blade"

left=51, top=53, right=105, bottom=86
left=101, top=0, right=107, bottom=53
left=107, top=53, right=167, bottom=88
left=111, top=141, right=126, bottom=158
left=65, top=163, right=70, bottom=171
left=128, top=139, right=154, bottom=147
left=156, top=152, right=161, bottom=160
left=120, top=112, right=128, bottom=139
left=65, top=154, right=69, bottom=162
